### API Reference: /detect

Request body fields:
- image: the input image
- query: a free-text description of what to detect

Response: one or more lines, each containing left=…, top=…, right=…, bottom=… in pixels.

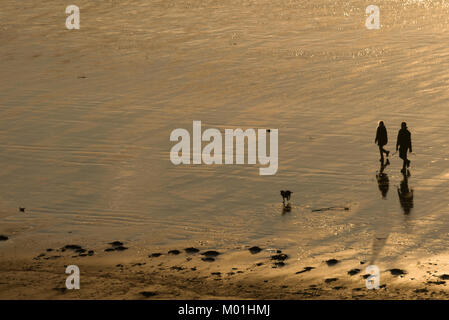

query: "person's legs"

left=400, top=148, right=407, bottom=171
left=381, top=145, right=389, bottom=157
left=379, top=146, right=384, bottom=162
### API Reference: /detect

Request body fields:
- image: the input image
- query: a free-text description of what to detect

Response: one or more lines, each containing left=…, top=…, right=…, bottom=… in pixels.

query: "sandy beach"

left=1, top=0, right=449, bottom=299
left=2, top=240, right=449, bottom=299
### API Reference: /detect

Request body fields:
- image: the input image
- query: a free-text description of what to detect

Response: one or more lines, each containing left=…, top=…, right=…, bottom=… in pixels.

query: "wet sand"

left=2, top=0, right=449, bottom=299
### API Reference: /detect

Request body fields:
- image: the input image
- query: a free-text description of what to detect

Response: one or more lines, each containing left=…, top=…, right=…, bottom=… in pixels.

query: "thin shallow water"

left=0, top=0, right=449, bottom=264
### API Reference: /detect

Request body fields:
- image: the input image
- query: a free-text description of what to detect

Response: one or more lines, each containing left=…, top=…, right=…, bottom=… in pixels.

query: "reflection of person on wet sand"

left=396, top=122, right=412, bottom=173
left=397, top=172, right=414, bottom=215
left=376, top=160, right=390, bottom=199
left=371, top=159, right=391, bottom=263
left=375, top=121, right=390, bottom=162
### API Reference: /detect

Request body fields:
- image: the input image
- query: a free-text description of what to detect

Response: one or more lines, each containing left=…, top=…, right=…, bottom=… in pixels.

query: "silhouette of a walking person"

left=375, top=121, right=390, bottom=163
left=396, top=122, right=412, bottom=173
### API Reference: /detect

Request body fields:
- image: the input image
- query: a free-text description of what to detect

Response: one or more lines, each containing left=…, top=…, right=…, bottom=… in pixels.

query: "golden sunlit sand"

left=1, top=0, right=449, bottom=299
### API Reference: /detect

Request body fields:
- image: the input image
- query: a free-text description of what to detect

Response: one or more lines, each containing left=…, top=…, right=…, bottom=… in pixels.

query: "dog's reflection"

left=282, top=203, right=291, bottom=215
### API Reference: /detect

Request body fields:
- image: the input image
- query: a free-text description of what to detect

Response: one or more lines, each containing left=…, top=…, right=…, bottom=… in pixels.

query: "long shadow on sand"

left=370, top=163, right=415, bottom=265
left=370, top=159, right=391, bottom=264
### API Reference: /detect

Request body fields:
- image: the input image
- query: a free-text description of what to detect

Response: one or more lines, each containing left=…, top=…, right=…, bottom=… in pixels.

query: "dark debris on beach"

left=249, top=246, right=262, bottom=254
left=389, top=268, right=407, bottom=276
left=150, top=253, right=162, bottom=258
left=325, top=259, right=339, bottom=266
left=105, top=241, right=128, bottom=252
left=271, top=253, right=288, bottom=261
left=201, top=250, right=220, bottom=258
left=348, top=268, right=361, bottom=276
left=184, top=247, right=200, bottom=254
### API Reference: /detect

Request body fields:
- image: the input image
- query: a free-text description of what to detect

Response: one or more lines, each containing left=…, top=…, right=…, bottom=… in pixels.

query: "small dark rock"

left=201, top=250, right=220, bottom=257
left=211, top=272, right=221, bottom=276
left=0, top=235, right=8, bottom=241
left=114, top=245, right=128, bottom=251
left=389, top=269, right=407, bottom=276
left=105, top=248, right=115, bottom=252
left=249, top=246, right=262, bottom=254
left=184, top=247, right=200, bottom=254
left=325, top=278, right=338, bottom=283
left=150, top=253, right=162, bottom=258
left=325, top=259, right=339, bottom=266
left=439, top=274, right=449, bottom=280
left=88, top=250, right=94, bottom=256
left=271, top=254, right=288, bottom=261
left=168, top=250, right=181, bottom=255
left=46, top=248, right=53, bottom=252
left=109, top=241, right=124, bottom=247
left=348, top=268, right=361, bottom=276
left=273, top=261, right=285, bottom=268
left=427, top=280, right=446, bottom=285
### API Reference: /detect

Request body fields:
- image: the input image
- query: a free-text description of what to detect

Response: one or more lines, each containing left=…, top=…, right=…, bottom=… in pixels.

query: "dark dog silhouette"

left=280, top=190, right=292, bottom=204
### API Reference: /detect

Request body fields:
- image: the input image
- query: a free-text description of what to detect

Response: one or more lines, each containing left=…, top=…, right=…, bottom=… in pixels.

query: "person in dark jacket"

left=375, top=121, right=390, bottom=162
left=396, top=122, right=412, bottom=173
